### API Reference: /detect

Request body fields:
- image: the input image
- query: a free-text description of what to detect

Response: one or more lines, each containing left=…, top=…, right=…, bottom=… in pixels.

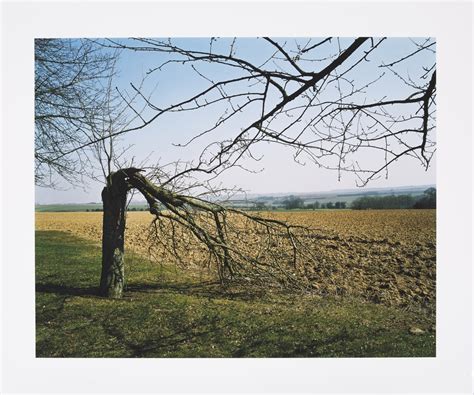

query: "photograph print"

left=35, top=37, right=436, bottom=358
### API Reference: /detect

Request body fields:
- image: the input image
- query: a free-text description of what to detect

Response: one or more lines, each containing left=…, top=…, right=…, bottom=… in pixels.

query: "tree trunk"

left=99, top=176, right=128, bottom=298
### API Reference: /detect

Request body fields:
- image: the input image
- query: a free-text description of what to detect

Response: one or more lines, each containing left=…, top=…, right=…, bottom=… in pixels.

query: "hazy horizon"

left=35, top=182, right=436, bottom=205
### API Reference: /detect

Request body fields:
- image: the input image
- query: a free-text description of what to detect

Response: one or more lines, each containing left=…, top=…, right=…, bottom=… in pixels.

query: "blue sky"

left=36, top=37, right=436, bottom=204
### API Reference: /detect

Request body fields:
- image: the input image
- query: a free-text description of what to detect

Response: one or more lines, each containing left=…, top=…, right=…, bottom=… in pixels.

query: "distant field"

left=35, top=203, right=148, bottom=212
left=35, top=203, right=102, bottom=212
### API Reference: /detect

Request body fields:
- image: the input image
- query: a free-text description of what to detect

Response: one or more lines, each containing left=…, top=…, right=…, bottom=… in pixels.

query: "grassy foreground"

left=36, top=231, right=435, bottom=357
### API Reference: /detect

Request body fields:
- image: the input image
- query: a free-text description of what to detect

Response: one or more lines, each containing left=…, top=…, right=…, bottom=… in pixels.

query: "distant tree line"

left=282, top=196, right=304, bottom=210
left=351, top=188, right=436, bottom=210
left=85, top=207, right=149, bottom=212
left=306, top=201, right=347, bottom=209
left=280, top=196, right=347, bottom=210
left=256, top=188, right=436, bottom=211
left=84, top=189, right=436, bottom=212
left=412, top=188, right=436, bottom=209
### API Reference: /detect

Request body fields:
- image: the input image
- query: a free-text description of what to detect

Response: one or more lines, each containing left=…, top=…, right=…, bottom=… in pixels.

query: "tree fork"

left=99, top=168, right=160, bottom=298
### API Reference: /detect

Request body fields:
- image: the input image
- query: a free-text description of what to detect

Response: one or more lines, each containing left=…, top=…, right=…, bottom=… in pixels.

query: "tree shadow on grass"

left=36, top=283, right=99, bottom=297
left=36, top=279, right=268, bottom=302
left=105, top=314, right=225, bottom=358
left=232, top=326, right=357, bottom=358
left=126, top=280, right=269, bottom=302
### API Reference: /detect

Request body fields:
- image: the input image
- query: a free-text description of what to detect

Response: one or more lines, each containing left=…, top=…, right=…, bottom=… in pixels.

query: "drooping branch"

left=112, top=168, right=318, bottom=289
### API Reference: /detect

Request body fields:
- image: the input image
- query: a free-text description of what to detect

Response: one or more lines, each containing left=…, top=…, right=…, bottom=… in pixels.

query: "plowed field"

left=36, top=210, right=435, bottom=309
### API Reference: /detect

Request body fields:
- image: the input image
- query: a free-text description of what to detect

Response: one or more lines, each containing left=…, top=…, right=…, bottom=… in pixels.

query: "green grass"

left=36, top=231, right=435, bottom=358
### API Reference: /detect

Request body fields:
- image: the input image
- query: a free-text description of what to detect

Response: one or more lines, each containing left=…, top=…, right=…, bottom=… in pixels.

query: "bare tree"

left=100, top=37, right=436, bottom=186
left=35, top=37, right=436, bottom=298
left=35, top=39, right=119, bottom=186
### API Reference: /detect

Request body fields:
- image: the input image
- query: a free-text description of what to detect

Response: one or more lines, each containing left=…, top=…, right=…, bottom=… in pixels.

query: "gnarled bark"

left=99, top=172, right=129, bottom=298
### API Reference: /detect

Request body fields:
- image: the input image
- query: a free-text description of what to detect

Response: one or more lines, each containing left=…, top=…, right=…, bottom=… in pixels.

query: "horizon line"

left=35, top=182, right=436, bottom=205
